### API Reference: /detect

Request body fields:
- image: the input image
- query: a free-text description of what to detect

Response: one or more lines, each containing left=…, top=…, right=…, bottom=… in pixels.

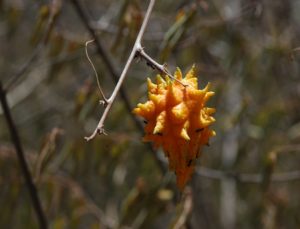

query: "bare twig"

left=136, top=46, right=171, bottom=76
left=85, top=39, right=108, bottom=104
left=70, top=0, right=166, bottom=172
left=135, top=47, right=187, bottom=86
left=70, top=0, right=145, bottom=136
left=79, top=0, right=187, bottom=141
left=82, top=0, right=186, bottom=140
left=83, top=0, right=156, bottom=141
left=0, top=83, right=47, bottom=229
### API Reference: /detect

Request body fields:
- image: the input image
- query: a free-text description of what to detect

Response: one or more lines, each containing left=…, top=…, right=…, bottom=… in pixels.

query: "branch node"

left=84, top=125, right=107, bottom=141
left=136, top=43, right=143, bottom=52
left=97, top=127, right=107, bottom=135
left=146, top=61, right=155, bottom=69
left=99, top=100, right=108, bottom=107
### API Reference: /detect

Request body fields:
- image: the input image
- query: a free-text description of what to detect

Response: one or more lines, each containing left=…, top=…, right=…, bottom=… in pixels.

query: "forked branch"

left=85, top=0, right=157, bottom=141
left=84, top=0, right=187, bottom=141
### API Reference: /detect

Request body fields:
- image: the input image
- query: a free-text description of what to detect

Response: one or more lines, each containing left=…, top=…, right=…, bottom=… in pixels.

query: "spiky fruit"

left=133, top=66, right=216, bottom=190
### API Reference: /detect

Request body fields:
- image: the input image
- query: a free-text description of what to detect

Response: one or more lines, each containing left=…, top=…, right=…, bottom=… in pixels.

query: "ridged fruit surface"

left=133, top=66, right=216, bottom=190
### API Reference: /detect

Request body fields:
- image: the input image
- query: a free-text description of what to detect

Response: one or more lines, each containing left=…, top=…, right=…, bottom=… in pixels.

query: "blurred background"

left=1, top=0, right=300, bottom=228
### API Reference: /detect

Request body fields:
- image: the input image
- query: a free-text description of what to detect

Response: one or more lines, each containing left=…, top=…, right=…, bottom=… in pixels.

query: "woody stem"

left=136, top=47, right=186, bottom=86
left=85, top=0, right=156, bottom=141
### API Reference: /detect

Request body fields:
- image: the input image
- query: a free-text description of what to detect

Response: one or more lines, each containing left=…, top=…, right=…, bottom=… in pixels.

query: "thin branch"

left=70, top=0, right=166, bottom=172
left=136, top=46, right=171, bottom=75
left=83, top=0, right=156, bottom=141
left=85, top=39, right=108, bottom=103
left=0, top=83, right=47, bottom=229
left=80, top=0, right=186, bottom=141
left=70, top=0, right=120, bottom=85
left=135, top=46, right=186, bottom=86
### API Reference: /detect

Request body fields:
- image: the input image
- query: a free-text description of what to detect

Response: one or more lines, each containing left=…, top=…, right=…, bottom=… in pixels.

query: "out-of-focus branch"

left=45, top=172, right=114, bottom=228
left=196, top=166, right=300, bottom=183
left=0, top=83, right=48, bottom=229
left=171, top=187, right=193, bottom=229
left=90, top=20, right=164, bottom=42
left=0, top=146, right=114, bottom=228
left=5, top=0, right=62, bottom=91
left=70, top=0, right=120, bottom=86
left=4, top=46, right=42, bottom=91
left=197, top=144, right=300, bottom=183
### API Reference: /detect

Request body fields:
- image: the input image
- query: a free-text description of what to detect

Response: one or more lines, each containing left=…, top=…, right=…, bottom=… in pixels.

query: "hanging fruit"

left=133, top=65, right=216, bottom=190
